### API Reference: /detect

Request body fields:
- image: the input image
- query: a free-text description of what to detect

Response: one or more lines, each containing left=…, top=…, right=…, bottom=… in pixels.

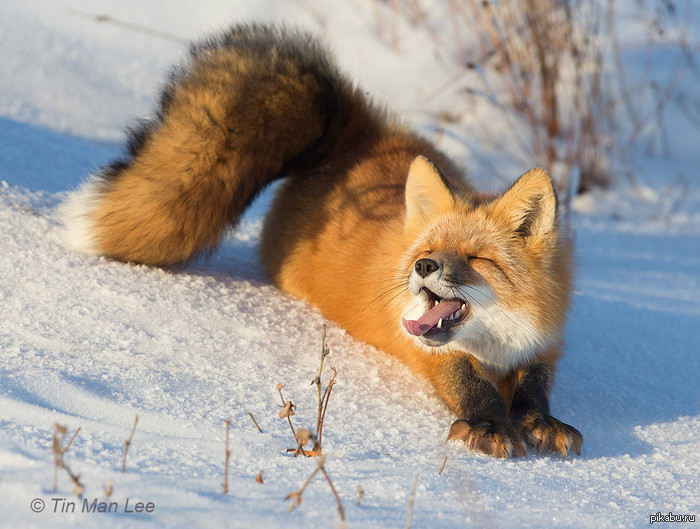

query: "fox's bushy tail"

left=60, top=24, right=383, bottom=266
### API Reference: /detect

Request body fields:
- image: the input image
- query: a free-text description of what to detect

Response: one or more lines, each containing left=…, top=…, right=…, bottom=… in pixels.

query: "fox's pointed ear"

left=404, top=156, right=455, bottom=234
left=489, top=168, right=558, bottom=239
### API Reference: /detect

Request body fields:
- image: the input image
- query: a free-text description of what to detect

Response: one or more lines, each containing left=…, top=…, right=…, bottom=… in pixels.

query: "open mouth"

left=402, top=288, right=470, bottom=337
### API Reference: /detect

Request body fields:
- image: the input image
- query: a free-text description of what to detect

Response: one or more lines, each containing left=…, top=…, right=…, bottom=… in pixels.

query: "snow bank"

left=0, top=1, right=698, bottom=527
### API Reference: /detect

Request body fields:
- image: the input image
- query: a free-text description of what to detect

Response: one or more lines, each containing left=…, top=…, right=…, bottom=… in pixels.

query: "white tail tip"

left=57, top=178, right=103, bottom=255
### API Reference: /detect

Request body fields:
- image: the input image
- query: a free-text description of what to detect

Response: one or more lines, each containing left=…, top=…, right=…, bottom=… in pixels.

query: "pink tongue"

left=402, top=300, right=463, bottom=336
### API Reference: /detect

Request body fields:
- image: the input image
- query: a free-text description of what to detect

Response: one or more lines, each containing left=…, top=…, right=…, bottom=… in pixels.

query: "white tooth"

left=437, top=318, right=443, bottom=329
left=455, top=309, right=463, bottom=319
left=461, top=303, right=467, bottom=311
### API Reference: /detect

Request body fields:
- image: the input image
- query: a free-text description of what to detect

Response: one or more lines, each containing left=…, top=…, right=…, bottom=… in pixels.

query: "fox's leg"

left=430, top=355, right=527, bottom=458
left=509, top=363, right=583, bottom=457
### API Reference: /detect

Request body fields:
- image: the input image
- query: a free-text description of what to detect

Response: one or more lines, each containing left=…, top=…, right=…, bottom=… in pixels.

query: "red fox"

left=61, top=23, right=582, bottom=458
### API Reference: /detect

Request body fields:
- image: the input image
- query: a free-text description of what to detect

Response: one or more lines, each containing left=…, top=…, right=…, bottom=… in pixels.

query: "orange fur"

left=62, top=24, right=581, bottom=458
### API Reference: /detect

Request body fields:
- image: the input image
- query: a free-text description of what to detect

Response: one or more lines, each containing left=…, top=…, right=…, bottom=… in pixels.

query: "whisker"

left=371, top=277, right=410, bottom=286
left=456, top=284, right=525, bottom=329
left=440, top=280, right=491, bottom=311
left=376, top=288, right=411, bottom=314
left=369, top=281, right=409, bottom=305
left=460, top=285, right=494, bottom=305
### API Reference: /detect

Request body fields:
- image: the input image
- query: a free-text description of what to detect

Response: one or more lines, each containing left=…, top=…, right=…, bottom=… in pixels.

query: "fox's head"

left=400, top=156, right=572, bottom=372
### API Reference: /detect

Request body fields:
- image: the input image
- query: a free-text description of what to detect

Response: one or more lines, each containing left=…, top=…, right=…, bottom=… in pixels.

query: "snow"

left=1, top=1, right=699, bottom=528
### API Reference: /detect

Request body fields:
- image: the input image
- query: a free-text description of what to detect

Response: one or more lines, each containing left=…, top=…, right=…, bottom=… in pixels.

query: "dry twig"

left=280, top=325, right=339, bottom=457
left=405, top=475, right=419, bottom=529
left=278, top=382, right=307, bottom=457
left=320, top=463, right=345, bottom=521
left=52, top=423, right=84, bottom=496
left=248, top=411, right=263, bottom=433
left=438, top=456, right=448, bottom=475
left=103, top=480, right=114, bottom=500
left=312, top=325, right=338, bottom=453
left=285, top=455, right=345, bottom=521
left=66, top=9, right=187, bottom=44
left=122, top=414, right=139, bottom=473
left=222, top=418, right=232, bottom=494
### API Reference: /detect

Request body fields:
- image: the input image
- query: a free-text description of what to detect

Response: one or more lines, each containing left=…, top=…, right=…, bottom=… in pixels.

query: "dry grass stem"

left=438, top=456, right=448, bottom=475
left=317, top=367, right=338, bottom=450
left=285, top=457, right=323, bottom=513
left=66, top=9, right=187, bottom=44
left=103, top=480, right=114, bottom=500
left=405, top=475, right=419, bottom=529
left=222, top=418, right=232, bottom=494
left=52, top=423, right=84, bottom=496
left=279, top=325, right=339, bottom=457
left=313, top=324, right=330, bottom=434
left=280, top=326, right=344, bottom=520
left=278, top=382, right=308, bottom=456
left=371, top=0, right=442, bottom=51
left=292, top=0, right=327, bottom=28
left=122, top=414, right=139, bottom=473
left=311, top=325, right=338, bottom=453
left=62, top=426, right=81, bottom=456
left=285, top=455, right=345, bottom=521
left=357, top=484, right=364, bottom=505
left=248, top=411, right=263, bottom=433
left=320, top=464, right=345, bottom=521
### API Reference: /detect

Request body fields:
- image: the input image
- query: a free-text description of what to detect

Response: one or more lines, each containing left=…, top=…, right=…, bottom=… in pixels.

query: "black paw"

left=516, top=412, right=583, bottom=458
left=447, top=418, right=527, bottom=458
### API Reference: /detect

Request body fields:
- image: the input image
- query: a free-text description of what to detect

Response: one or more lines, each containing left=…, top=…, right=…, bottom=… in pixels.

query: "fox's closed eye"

left=470, top=256, right=510, bottom=282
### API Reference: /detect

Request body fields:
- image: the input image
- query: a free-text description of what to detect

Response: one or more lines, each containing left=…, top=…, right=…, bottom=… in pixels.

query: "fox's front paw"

left=447, top=418, right=527, bottom=458
left=516, top=412, right=583, bottom=458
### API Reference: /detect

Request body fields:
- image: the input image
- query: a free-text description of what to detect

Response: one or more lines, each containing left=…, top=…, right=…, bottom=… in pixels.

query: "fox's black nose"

left=415, top=258, right=439, bottom=278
